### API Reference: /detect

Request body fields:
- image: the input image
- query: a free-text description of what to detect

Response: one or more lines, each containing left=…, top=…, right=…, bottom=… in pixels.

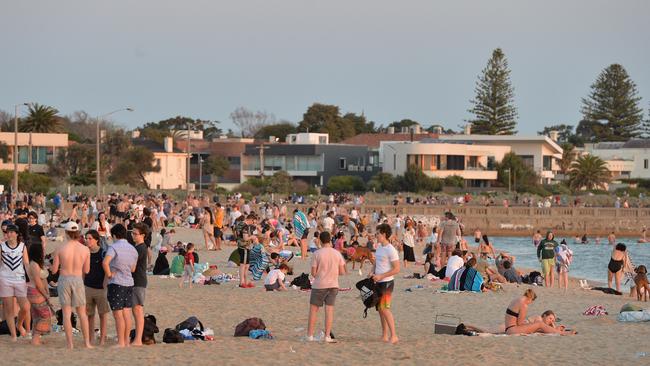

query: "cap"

left=64, top=221, right=80, bottom=232
left=1, top=220, right=12, bottom=227
left=5, top=224, right=19, bottom=233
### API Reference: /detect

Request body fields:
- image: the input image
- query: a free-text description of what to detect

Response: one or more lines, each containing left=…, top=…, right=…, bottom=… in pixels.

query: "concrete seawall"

left=288, top=204, right=650, bottom=238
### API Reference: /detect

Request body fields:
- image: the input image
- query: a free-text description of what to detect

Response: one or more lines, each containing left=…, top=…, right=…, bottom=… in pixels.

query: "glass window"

left=543, top=156, right=552, bottom=171
left=18, top=146, right=28, bottom=164
left=437, top=155, right=446, bottom=170
left=447, top=155, right=465, bottom=170
left=286, top=156, right=296, bottom=170
left=423, top=155, right=433, bottom=171
left=339, top=157, right=346, bottom=170
left=645, top=159, right=648, bottom=169
left=468, top=156, right=478, bottom=169
left=519, top=155, right=535, bottom=169
left=319, top=136, right=327, bottom=144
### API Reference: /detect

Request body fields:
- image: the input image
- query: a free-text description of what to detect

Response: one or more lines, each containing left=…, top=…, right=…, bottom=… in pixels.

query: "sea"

left=481, top=236, right=650, bottom=286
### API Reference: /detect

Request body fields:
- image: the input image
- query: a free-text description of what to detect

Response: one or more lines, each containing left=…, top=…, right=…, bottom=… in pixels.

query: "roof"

left=340, top=133, right=437, bottom=148
left=442, top=134, right=563, bottom=154
left=132, top=138, right=183, bottom=153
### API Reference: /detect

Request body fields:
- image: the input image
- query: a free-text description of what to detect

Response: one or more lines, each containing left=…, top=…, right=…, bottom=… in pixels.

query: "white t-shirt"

left=375, top=243, right=399, bottom=283
left=264, top=269, right=286, bottom=285
left=322, top=216, right=335, bottom=231
left=445, top=255, right=465, bottom=279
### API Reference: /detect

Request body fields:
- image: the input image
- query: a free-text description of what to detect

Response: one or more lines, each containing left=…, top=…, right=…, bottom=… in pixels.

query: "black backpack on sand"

left=290, top=273, right=311, bottom=290
left=163, top=328, right=184, bottom=343
left=356, top=278, right=379, bottom=318
left=175, top=316, right=204, bottom=332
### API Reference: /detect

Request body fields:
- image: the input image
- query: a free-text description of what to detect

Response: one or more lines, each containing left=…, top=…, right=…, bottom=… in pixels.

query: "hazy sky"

left=2, top=0, right=649, bottom=135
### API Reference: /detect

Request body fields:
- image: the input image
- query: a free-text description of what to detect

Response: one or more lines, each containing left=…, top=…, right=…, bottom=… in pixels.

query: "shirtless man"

left=51, top=221, right=92, bottom=349
left=607, top=231, right=616, bottom=245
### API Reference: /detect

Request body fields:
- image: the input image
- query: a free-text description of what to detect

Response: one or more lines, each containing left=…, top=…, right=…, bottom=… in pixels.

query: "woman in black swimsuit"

left=607, top=243, right=628, bottom=292
left=504, top=289, right=569, bottom=335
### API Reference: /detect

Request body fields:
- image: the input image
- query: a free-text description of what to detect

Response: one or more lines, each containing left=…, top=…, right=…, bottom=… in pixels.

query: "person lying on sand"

left=504, top=289, right=576, bottom=335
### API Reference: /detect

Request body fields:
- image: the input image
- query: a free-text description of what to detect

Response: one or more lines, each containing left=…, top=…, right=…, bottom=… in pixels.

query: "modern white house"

left=583, top=140, right=650, bottom=180
left=381, top=140, right=511, bottom=187
left=441, top=132, right=564, bottom=184
left=0, top=132, right=69, bottom=173
left=133, top=137, right=189, bottom=190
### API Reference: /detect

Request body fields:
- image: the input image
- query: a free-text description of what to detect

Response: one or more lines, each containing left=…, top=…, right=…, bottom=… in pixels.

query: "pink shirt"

left=310, top=247, right=345, bottom=289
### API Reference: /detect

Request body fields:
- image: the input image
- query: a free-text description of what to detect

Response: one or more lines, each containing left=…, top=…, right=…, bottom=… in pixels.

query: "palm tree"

left=568, top=155, right=610, bottom=191
left=20, top=103, right=62, bottom=133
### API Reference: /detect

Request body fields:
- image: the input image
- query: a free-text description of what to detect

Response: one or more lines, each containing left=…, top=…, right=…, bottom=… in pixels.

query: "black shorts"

left=238, top=248, right=250, bottom=265
left=107, top=284, right=133, bottom=311
left=214, top=227, right=223, bottom=239
left=375, top=280, right=395, bottom=310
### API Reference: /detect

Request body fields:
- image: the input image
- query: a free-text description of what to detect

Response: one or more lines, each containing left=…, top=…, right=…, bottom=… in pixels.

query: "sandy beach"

left=2, top=227, right=648, bottom=366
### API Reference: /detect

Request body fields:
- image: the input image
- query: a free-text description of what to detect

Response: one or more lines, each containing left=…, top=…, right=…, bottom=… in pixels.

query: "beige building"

left=133, top=137, right=189, bottom=190
left=0, top=132, right=68, bottom=173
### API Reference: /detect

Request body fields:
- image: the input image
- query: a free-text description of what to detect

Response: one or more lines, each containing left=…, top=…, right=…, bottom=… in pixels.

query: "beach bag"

left=249, top=329, right=274, bottom=339
left=234, top=317, right=266, bottom=337
left=526, top=271, right=543, bottom=286
left=163, top=328, right=184, bottom=343
left=56, top=309, right=77, bottom=329
left=290, top=273, right=311, bottom=290
left=130, top=314, right=159, bottom=344
left=175, top=316, right=204, bottom=332
left=355, top=278, right=379, bottom=318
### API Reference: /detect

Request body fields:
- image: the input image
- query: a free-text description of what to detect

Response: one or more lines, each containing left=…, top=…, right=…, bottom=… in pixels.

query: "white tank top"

left=0, top=241, right=26, bottom=281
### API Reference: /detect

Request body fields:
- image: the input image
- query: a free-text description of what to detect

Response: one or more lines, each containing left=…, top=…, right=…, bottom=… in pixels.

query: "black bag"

left=163, top=328, right=184, bottom=343
left=175, top=316, right=204, bottom=332
left=525, top=271, right=543, bottom=286
left=355, top=278, right=379, bottom=318
left=56, top=309, right=77, bottom=329
left=234, top=317, right=266, bottom=337
left=290, top=273, right=311, bottom=290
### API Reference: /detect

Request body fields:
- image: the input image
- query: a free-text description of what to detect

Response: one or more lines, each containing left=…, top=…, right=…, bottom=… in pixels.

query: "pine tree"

left=467, top=48, right=518, bottom=135
left=642, top=104, right=650, bottom=139
left=580, top=64, right=643, bottom=141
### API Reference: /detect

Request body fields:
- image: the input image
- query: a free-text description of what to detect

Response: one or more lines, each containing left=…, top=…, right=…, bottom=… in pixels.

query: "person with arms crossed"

left=370, top=223, right=400, bottom=344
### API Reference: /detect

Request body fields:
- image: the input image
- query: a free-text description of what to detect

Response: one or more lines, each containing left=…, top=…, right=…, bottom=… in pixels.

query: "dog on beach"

left=347, top=246, right=375, bottom=270
left=634, top=265, right=650, bottom=302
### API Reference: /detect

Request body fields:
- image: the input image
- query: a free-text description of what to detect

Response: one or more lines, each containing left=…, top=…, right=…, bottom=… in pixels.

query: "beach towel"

left=248, top=244, right=270, bottom=281
left=448, top=267, right=484, bottom=292
left=618, top=310, right=650, bottom=322
left=583, top=305, right=608, bottom=316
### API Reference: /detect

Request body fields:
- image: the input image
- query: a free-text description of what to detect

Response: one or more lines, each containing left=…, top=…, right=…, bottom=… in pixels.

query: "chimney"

left=464, top=124, right=472, bottom=135
left=549, top=130, right=559, bottom=141
left=131, top=130, right=140, bottom=139
left=434, top=126, right=443, bottom=135
left=387, top=126, right=395, bottom=134
left=164, top=136, right=173, bottom=153
left=410, top=124, right=421, bottom=134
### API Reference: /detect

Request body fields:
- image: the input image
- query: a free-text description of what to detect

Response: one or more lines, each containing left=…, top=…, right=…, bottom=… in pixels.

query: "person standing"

left=293, top=209, right=311, bottom=260
left=436, top=212, right=461, bottom=266
left=235, top=214, right=256, bottom=288
left=27, top=211, right=47, bottom=250
left=402, top=221, right=416, bottom=268
left=0, top=224, right=31, bottom=341
left=306, top=231, right=346, bottom=343
left=555, top=240, right=573, bottom=292
left=214, top=203, right=224, bottom=251
left=537, top=231, right=558, bottom=288
left=83, top=230, right=110, bottom=345
left=130, top=223, right=149, bottom=346
left=26, top=243, right=52, bottom=345
left=371, top=223, right=400, bottom=344
left=51, top=221, right=92, bottom=349
left=102, top=224, right=138, bottom=347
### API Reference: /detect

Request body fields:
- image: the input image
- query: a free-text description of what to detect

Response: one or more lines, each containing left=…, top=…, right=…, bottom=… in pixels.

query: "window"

left=543, top=156, right=552, bottom=171
left=645, top=159, right=648, bottom=169
left=227, top=156, right=241, bottom=165
left=519, top=155, right=535, bottom=169
left=423, top=155, right=433, bottom=171
left=436, top=155, right=446, bottom=170
left=447, top=155, right=465, bottom=170
left=467, top=156, right=478, bottom=169
left=319, top=136, right=327, bottom=144
left=487, top=156, right=496, bottom=170
left=339, top=157, right=347, bottom=170
left=18, top=146, right=28, bottom=164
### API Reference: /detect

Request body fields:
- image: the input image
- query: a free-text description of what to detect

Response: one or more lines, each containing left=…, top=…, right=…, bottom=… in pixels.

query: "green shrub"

left=327, top=176, right=366, bottom=193
left=0, top=170, right=53, bottom=193
left=443, top=175, right=465, bottom=188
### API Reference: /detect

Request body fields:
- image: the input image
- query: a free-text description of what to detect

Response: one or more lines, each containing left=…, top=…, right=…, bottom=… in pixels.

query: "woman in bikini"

left=607, top=243, right=628, bottom=292
left=479, top=235, right=496, bottom=259
left=201, top=207, right=216, bottom=251
left=504, top=289, right=573, bottom=335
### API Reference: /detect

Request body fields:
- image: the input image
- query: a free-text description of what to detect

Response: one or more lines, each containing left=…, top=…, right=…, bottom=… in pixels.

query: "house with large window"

left=0, top=132, right=68, bottom=173
left=240, top=133, right=378, bottom=186
left=583, top=140, right=650, bottom=180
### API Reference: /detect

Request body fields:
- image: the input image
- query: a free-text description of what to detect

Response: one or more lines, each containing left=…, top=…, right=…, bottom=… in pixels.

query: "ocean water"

left=479, top=236, right=650, bottom=286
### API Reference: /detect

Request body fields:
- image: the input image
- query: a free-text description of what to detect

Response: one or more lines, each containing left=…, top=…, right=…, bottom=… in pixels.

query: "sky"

left=1, top=0, right=649, bottom=135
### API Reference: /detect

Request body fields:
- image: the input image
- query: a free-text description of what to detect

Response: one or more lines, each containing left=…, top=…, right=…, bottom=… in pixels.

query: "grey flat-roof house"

left=240, top=133, right=378, bottom=186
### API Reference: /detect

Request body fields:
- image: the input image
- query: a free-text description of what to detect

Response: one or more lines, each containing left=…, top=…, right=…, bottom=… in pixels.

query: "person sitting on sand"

left=448, top=257, right=485, bottom=292
left=170, top=248, right=185, bottom=277
left=504, top=289, right=575, bottom=335
left=152, top=247, right=170, bottom=275
left=502, top=260, right=522, bottom=284
left=445, top=249, right=465, bottom=279
left=475, top=252, right=506, bottom=283
left=264, top=263, right=290, bottom=291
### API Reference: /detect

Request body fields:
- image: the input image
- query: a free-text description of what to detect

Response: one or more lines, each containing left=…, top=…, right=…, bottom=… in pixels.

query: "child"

left=264, top=263, right=290, bottom=291
left=308, top=231, right=321, bottom=253
left=170, top=248, right=186, bottom=276
left=179, top=244, right=195, bottom=288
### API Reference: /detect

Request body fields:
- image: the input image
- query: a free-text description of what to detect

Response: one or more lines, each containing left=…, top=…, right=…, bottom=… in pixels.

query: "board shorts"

left=58, top=276, right=86, bottom=307
left=107, top=284, right=133, bottom=310
left=310, top=288, right=338, bottom=307
left=132, top=286, right=146, bottom=306
left=541, top=258, right=556, bottom=276
left=376, top=280, right=394, bottom=310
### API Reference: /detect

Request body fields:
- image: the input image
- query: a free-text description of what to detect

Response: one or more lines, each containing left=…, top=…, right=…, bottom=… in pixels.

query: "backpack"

left=130, top=314, right=159, bottom=345
left=175, top=316, right=204, bottom=332
left=162, top=328, right=184, bottom=343
left=234, top=317, right=266, bottom=337
left=290, top=273, right=311, bottom=290
left=526, top=271, right=543, bottom=286
left=56, top=309, right=77, bottom=329
left=355, top=278, right=379, bottom=318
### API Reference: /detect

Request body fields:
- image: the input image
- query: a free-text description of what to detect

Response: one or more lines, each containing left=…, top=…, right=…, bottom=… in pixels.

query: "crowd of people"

left=11, top=188, right=650, bottom=348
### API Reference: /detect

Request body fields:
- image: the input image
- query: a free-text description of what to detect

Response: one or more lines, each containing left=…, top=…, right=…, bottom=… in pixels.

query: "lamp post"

left=198, top=154, right=203, bottom=197
left=505, top=168, right=511, bottom=193
left=96, top=107, right=133, bottom=199
left=13, top=103, right=31, bottom=203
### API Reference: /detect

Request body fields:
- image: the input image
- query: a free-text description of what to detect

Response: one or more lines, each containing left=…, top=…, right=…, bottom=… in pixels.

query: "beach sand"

left=2, top=228, right=648, bottom=365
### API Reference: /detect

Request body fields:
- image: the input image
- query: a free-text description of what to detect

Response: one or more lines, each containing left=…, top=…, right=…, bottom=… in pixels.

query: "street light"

left=13, top=102, right=32, bottom=202
left=198, top=154, right=204, bottom=197
left=504, top=168, right=511, bottom=193
left=96, top=107, right=133, bottom=198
